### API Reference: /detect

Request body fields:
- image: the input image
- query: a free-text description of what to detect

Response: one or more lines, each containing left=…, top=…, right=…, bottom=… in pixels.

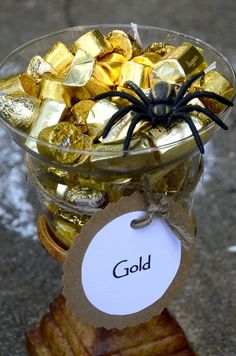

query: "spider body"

left=94, top=70, right=233, bottom=154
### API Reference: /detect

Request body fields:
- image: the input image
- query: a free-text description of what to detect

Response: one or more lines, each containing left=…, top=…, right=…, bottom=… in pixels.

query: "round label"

left=82, top=212, right=181, bottom=315
left=63, top=192, right=195, bottom=329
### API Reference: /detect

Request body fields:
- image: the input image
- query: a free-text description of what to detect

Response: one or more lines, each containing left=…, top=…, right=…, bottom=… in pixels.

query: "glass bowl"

left=0, top=24, right=235, bottom=177
left=0, top=25, right=235, bottom=260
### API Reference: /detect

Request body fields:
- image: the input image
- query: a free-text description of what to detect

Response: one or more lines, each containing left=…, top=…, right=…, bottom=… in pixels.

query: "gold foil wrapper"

left=72, top=86, right=91, bottom=100
left=63, top=49, right=95, bottom=87
left=64, top=186, right=106, bottom=208
left=86, top=99, right=118, bottom=139
left=53, top=218, right=78, bottom=249
left=111, top=85, right=140, bottom=106
left=99, top=53, right=127, bottom=82
left=131, top=53, right=161, bottom=67
left=146, top=116, right=204, bottom=159
left=47, top=167, right=78, bottom=185
left=39, top=76, right=71, bottom=107
left=44, top=42, right=74, bottom=74
left=90, top=137, right=151, bottom=162
left=0, top=73, right=38, bottom=96
left=26, top=99, right=66, bottom=152
left=68, top=100, right=95, bottom=130
left=107, top=30, right=141, bottom=60
left=72, top=29, right=112, bottom=57
left=37, top=121, right=85, bottom=164
left=54, top=208, right=90, bottom=228
left=84, top=76, right=111, bottom=97
left=151, top=42, right=206, bottom=83
left=119, top=61, right=150, bottom=89
left=27, top=55, right=57, bottom=83
left=190, top=70, right=234, bottom=113
left=144, top=42, right=175, bottom=57
left=92, top=63, right=114, bottom=86
left=99, top=111, right=148, bottom=144
left=0, top=92, right=40, bottom=128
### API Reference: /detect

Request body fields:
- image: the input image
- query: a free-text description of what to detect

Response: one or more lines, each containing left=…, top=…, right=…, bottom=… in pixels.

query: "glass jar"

left=0, top=25, right=235, bottom=263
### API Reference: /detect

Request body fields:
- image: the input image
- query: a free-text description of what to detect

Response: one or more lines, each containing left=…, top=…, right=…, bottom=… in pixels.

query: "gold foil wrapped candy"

left=26, top=99, right=66, bottom=152
left=63, top=49, right=95, bottom=87
left=39, top=76, right=71, bottom=107
left=53, top=218, right=78, bottom=248
left=86, top=99, right=118, bottom=138
left=146, top=116, right=204, bottom=159
left=44, top=42, right=74, bottom=74
left=0, top=92, right=40, bottom=128
left=0, top=73, right=38, bottom=96
left=190, top=70, right=234, bottom=113
left=68, top=100, right=95, bottom=130
left=27, top=55, right=57, bottom=83
left=54, top=208, right=90, bottom=228
left=99, top=111, right=148, bottom=144
left=99, top=53, right=127, bottom=82
left=72, top=29, right=112, bottom=57
left=144, top=42, right=175, bottom=57
left=151, top=42, right=206, bottom=83
left=92, top=63, right=114, bottom=86
left=119, top=61, right=150, bottom=89
left=37, top=121, right=86, bottom=164
left=64, top=186, right=106, bottom=208
left=107, top=30, right=141, bottom=60
left=131, top=53, right=161, bottom=67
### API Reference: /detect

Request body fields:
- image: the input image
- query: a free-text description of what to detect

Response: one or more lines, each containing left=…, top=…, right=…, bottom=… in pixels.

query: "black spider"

left=94, top=70, right=233, bottom=154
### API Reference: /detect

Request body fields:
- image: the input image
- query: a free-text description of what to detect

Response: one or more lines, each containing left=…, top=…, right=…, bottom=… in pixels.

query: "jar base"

left=26, top=294, right=196, bottom=355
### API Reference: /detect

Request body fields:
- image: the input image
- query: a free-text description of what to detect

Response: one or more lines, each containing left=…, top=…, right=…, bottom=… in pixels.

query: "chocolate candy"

left=107, top=30, right=141, bottom=60
left=64, top=186, right=106, bottom=208
left=44, top=42, right=74, bottom=74
left=151, top=42, right=206, bottom=83
left=63, top=49, right=95, bottom=87
left=68, top=99, right=95, bottom=131
left=26, top=99, right=66, bottom=152
left=99, top=53, right=127, bottom=82
left=0, top=73, right=38, bottom=96
left=72, top=29, right=112, bottom=57
left=190, top=70, right=234, bottom=113
left=37, top=121, right=85, bottom=163
left=0, top=91, right=40, bottom=128
left=27, top=55, right=57, bottom=83
left=39, top=76, right=71, bottom=107
left=144, top=42, right=175, bottom=57
left=86, top=99, right=118, bottom=138
left=119, top=61, right=150, bottom=89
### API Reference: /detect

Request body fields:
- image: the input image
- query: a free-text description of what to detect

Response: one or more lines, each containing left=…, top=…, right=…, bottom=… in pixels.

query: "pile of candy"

left=0, top=28, right=233, bottom=165
left=0, top=28, right=234, bottom=251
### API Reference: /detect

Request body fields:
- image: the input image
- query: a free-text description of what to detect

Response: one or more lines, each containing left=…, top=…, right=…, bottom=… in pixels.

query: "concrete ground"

left=0, top=1, right=236, bottom=355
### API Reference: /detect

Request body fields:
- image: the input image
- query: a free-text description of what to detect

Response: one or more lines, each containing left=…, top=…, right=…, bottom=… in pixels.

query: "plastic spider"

left=94, top=70, right=233, bottom=154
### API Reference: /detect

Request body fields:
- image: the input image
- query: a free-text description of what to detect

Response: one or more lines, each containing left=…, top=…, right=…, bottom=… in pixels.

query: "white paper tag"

left=63, top=192, right=195, bottom=329
left=82, top=212, right=181, bottom=315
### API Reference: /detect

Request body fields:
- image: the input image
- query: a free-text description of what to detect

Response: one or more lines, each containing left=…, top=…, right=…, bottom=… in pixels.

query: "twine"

left=131, top=160, right=204, bottom=250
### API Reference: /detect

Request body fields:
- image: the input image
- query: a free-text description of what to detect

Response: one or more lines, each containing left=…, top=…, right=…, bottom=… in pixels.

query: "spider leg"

left=102, top=105, right=141, bottom=138
left=125, top=81, right=150, bottom=106
left=175, top=71, right=205, bottom=104
left=94, top=91, right=146, bottom=110
left=171, top=112, right=204, bottom=154
left=123, top=113, right=147, bottom=152
left=176, top=104, right=228, bottom=129
left=175, top=90, right=233, bottom=109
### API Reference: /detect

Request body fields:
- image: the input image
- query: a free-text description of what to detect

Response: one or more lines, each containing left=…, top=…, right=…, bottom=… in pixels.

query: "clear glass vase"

left=0, top=25, right=235, bottom=263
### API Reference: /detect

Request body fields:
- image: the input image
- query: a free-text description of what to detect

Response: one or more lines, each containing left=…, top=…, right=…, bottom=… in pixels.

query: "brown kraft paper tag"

left=63, top=191, right=196, bottom=329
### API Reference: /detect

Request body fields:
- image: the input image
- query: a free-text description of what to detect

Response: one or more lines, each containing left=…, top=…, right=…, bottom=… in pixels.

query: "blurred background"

left=0, top=1, right=235, bottom=355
